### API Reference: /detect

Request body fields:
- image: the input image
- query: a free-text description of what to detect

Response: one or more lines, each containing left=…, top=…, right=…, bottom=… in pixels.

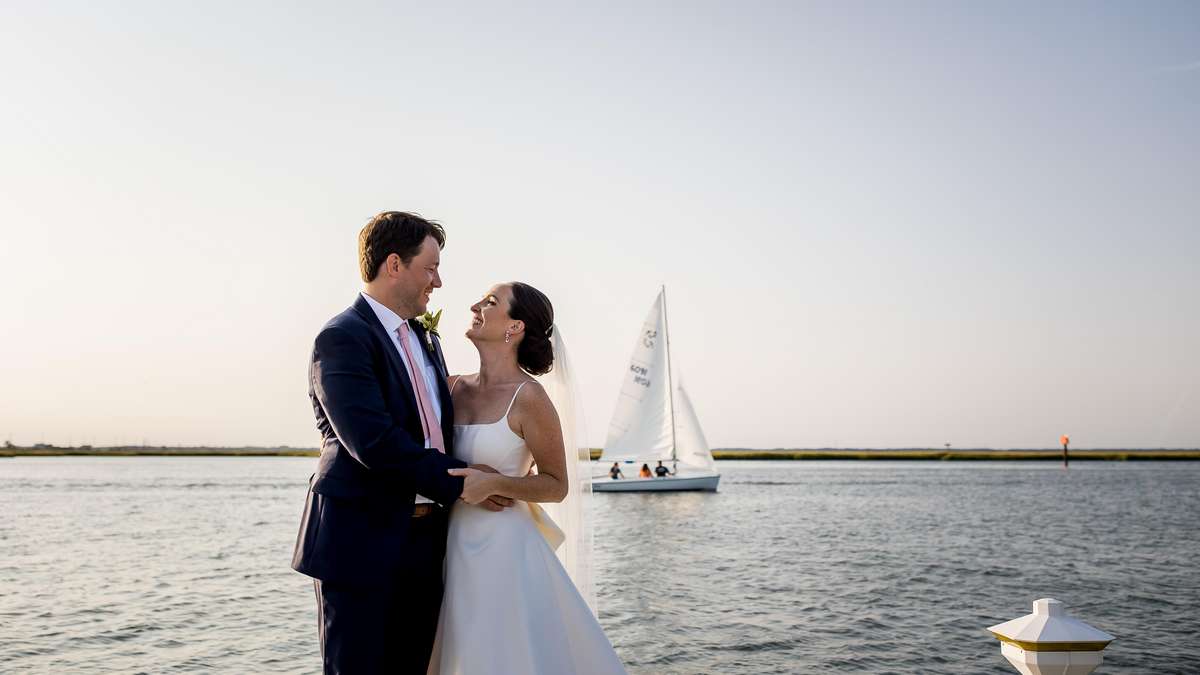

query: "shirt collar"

left=360, top=291, right=408, bottom=336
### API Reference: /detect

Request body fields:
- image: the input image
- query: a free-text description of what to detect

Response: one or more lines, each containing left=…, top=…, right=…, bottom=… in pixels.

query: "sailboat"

left=593, top=287, right=720, bottom=492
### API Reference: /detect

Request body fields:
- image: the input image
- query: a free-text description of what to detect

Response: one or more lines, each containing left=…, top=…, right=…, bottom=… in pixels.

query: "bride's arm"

left=450, top=382, right=569, bottom=504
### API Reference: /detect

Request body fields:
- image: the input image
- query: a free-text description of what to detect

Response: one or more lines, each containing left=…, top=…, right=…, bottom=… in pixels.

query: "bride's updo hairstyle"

left=508, top=282, right=554, bottom=376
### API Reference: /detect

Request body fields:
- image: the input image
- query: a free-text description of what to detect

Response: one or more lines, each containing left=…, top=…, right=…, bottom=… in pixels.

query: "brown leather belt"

left=411, top=503, right=438, bottom=519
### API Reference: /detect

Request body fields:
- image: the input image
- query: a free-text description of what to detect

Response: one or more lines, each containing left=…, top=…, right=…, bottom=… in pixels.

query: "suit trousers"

left=314, top=509, right=449, bottom=675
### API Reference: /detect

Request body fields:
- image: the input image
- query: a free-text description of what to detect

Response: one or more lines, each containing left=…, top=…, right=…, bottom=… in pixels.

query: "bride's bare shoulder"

left=508, top=380, right=562, bottom=448
left=447, top=373, right=480, bottom=392
left=511, top=380, right=554, bottom=416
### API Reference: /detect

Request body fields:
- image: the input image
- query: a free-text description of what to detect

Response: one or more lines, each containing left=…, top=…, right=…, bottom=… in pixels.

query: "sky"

left=1, top=2, right=1197, bottom=449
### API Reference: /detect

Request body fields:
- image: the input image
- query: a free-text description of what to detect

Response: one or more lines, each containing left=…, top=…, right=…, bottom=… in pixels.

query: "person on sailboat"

left=608, top=462, right=625, bottom=480
left=654, top=461, right=674, bottom=478
left=638, top=463, right=652, bottom=478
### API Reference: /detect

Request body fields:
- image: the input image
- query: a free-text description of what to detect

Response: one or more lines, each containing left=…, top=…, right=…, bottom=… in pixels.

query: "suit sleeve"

left=311, top=325, right=466, bottom=505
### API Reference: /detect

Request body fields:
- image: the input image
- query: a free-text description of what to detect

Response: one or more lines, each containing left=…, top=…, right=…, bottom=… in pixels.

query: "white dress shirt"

left=361, top=291, right=445, bottom=504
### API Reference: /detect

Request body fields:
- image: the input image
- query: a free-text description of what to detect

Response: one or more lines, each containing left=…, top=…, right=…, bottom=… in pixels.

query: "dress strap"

left=503, top=381, right=531, bottom=418
left=449, top=375, right=461, bottom=395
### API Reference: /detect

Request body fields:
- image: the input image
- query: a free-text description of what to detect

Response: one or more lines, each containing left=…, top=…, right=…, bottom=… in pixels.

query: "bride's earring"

left=504, top=331, right=512, bottom=344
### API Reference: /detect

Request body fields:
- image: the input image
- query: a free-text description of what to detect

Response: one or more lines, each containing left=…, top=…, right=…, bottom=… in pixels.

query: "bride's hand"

left=469, top=464, right=516, bottom=510
left=448, top=467, right=500, bottom=506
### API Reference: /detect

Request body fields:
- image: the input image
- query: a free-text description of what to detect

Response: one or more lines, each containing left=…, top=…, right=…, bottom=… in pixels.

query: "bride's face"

left=467, top=284, right=519, bottom=343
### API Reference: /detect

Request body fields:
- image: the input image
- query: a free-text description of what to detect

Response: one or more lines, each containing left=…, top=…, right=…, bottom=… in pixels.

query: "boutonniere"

left=416, top=309, right=442, bottom=353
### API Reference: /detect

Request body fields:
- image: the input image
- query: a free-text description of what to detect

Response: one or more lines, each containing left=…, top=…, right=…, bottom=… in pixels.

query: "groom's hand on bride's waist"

left=448, top=461, right=508, bottom=509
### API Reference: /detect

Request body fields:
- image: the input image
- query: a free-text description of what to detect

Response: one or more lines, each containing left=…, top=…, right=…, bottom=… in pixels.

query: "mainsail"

left=602, top=288, right=715, bottom=472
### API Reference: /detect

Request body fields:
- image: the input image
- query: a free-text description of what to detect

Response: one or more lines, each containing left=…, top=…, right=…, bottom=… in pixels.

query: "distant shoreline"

left=3, top=446, right=1199, bottom=461
left=711, top=449, right=1200, bottom=461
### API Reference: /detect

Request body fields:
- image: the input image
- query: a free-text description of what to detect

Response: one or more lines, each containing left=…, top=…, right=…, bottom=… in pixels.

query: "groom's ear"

left=383, top=253, right=403, bottom=277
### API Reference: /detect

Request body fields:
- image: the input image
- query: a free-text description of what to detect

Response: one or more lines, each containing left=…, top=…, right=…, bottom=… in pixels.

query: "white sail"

left=602, top=291, right=674, bottom=463
left=673, top=379, right=716, bottom=472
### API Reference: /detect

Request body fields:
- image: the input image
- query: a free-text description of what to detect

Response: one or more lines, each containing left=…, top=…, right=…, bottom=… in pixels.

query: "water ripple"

left=0, top=458, right=1197, bottom=673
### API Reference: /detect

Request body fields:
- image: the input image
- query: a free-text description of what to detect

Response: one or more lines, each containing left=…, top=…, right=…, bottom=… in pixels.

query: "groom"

left=292, top=211, right=507, bottom=674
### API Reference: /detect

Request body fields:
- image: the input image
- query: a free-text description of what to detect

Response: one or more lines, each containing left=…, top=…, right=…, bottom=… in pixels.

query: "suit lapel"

left=428, top=325, right=452, bottom=379
left=408, top=320, right=450, bottom=380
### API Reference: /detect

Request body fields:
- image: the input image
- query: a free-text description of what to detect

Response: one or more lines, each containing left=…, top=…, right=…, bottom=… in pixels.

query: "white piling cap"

left=987, top=598, right=1114, bottom=651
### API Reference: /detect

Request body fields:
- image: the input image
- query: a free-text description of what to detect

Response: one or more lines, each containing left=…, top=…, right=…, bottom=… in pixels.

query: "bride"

left=428, top=282, right=626, bottom=675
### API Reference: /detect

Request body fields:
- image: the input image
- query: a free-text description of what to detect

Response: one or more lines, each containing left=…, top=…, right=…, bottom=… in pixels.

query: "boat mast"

left=661, top=285, right=678, bottom=464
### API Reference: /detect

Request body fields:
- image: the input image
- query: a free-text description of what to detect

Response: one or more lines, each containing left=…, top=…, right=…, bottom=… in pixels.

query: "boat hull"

left=593, top=473, right=720, bottom=492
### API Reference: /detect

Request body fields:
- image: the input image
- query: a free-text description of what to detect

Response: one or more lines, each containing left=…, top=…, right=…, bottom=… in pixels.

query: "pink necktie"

left=396, top=322, right=446, bottom=454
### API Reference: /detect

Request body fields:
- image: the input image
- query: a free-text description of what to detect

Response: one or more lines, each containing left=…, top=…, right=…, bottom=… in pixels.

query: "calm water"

left=1, top=458, right=1197, bottom=673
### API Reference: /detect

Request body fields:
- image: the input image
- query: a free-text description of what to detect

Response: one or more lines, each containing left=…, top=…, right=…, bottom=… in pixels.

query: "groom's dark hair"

left=358, top=211, right=446, bottom=282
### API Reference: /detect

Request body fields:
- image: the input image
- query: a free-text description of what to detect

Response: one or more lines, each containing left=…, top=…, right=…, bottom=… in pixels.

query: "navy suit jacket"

left=291, top=294, right=467, bottom=587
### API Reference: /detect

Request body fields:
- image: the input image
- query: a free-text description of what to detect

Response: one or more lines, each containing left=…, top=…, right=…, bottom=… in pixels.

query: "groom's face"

left=398, top=235, right=442, bottom=315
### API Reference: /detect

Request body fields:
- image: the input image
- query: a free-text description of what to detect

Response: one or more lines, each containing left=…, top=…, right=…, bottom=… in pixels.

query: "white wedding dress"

left=427, top=383, right=626, bottom=675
